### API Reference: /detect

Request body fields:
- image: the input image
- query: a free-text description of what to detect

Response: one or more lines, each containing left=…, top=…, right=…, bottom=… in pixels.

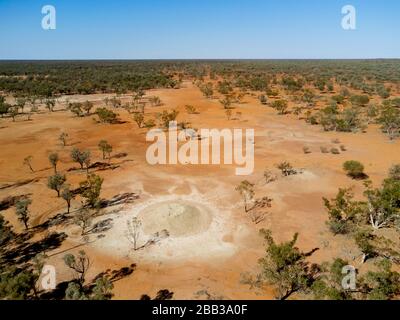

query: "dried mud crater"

left=137, top=200, right=213, bottom=237
left=90, top=193, right=239, bottom=263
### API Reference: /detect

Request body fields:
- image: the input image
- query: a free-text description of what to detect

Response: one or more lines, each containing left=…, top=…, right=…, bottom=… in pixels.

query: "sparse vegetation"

left=330, top=148, right=340, bottom=155
left=74, top=208, right=93, bottom=236
left=69, top=102, right=84, bottom=117
left=2, top=59, right=400, bottom=301
left=79, top=174, right=103, bottom=208
left=71, top=148, right=91, bottom=170
left=378, top=105, right=400, bottom=140
left=363, top=177, right=400, bottom=229
left=143, top=118, right=156, bottom=129
left=219, top=97, right=232, bottom=109
left=318, top=104, right=365, bottom=133
left=271, top=100, right=289, bottom=115
left=276, top=162, right=297, bottom=176
left=23, top=156, right=34, bottom=172
left=98, top=140, right=112, bottom=160
left=61, top=185, right=74, bottom=214
left=263, top=170, right=277, bottom=184
left=343, top=160, right=366, bottom=179
left=311, top=258, right=353, bottom=300
left=388, top=164, right=400, bottom=180
left=320, top=146, right=329, bottom=154
left=48, top=152, right=59, bottom=174
left=149, top=96, right=162, bottom=107
left=15, top=199, right=32, bottom=230
left=235, top=180, right=255, bottom=213
left=199, top=82, right=214, bottom=99
left=48, top=173, right=66, bottom=197
left=225, top=108, right=232, bottom=120
left=63, top=251, right=90, bottom=287
left=59, top=132, right=69, bottom=147
left=185, top=105, right=197, bottom=114
left=160, top=109, right=179, bottom=129
left=323, top=188, right=364, bottom=235
left=82, top=101, right=94, bottom=115
left=133, top=112, right=144, bottom=128
left=96, top=108, right=118, bottom=124
left=126, top=217, right=142, bottom=251
left=45, top=99, right=56, bottom=112
left=254, top=229, right=319, bottom=300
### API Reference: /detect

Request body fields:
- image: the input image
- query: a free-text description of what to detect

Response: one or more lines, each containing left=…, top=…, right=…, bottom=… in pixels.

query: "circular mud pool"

left=137, top=200, right=213, bottom=237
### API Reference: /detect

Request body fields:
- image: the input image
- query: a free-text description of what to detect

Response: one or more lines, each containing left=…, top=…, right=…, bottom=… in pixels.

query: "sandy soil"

left=1, top=81, right=399, bottom=300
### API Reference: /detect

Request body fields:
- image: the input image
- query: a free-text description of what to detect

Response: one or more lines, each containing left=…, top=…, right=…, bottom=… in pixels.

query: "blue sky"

left=0, top=0, right=399, bottom=59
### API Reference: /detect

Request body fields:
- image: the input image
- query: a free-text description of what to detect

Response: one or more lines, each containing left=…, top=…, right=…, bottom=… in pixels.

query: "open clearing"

left=1, top=77, right=399, bottom=299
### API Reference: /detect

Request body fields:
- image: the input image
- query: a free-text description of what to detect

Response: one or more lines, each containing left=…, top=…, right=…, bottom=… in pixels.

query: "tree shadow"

left=140, top=289, right=174, bottom=300
left=66, top=166, right=86, bottom=173
left=89, top=162, right=120, bottom=172
left=114, top=159, right=135, bottom=166
left=0, top=178, right=39, bottom=190
left=91, top=264, right=137, bottom=285
left=36, top=166, right=53, bottom=173
left=47, top=241, right=92, bottom=258
left=39, top=264, right=137, bottom=300
left=2, top=232, right=67, bottom=265
left=90, top=218, right=113, bottom=234
left=349, top=173, right=369, bottom=180
left=38, top=281, right=71, bottom=300
left=113, top=120, right=128, bottom=124
left=99, top=193, right=139, bottom=208
left=69, top=141, right=81, bottom=147
left=32, top=213, right=72, bottom=232
left=66, top=162, right=120, bottom=173
left=0, top=194, right=32, bottom=211
left=111, top=152, right=128, bottom=159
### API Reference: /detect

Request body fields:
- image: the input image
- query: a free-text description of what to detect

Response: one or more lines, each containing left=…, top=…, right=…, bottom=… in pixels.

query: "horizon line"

left=1, top=58, right=400, bottom=62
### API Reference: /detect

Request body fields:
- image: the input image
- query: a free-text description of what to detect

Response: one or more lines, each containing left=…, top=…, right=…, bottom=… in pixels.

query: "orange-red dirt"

left=1, top=81, right=399, bottom=299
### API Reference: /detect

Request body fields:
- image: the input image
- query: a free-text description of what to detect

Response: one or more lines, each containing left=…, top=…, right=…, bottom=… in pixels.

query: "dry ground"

left=1, top=81, right=399, bottom=299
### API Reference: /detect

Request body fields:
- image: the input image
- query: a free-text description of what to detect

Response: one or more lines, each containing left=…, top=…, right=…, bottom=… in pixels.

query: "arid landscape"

left=1, top=60, right=400, bottom=300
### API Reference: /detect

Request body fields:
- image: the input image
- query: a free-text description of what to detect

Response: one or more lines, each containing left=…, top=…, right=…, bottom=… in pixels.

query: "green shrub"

left=96, top=108, right=117, bottom=124
left=343, top=160, right=366, bottom=179
left=323, top=188, right=365, bottom=235
left=271, top=100, right=288, bottom=115
left=389, top=164, right=400, bottom=180
left=276, top=162, right=297, bottom=176
left=350, top=95, right=370, bottom=106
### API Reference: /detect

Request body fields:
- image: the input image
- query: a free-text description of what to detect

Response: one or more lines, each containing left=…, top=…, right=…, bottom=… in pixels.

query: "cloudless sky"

left=0, top=0, right=399, bottom=59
